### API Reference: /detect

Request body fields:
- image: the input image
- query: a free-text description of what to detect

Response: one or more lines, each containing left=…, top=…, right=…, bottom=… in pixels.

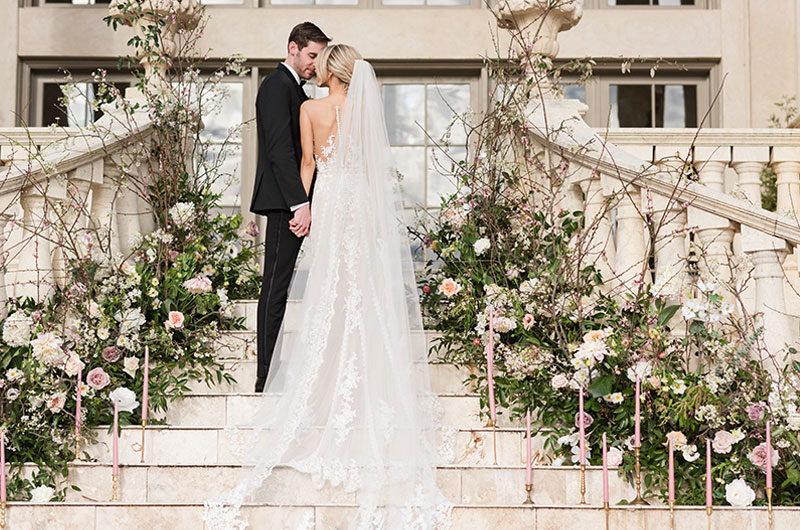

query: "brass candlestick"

left=579, top=463, right=587, bottom=504
left=111, top=473, right=120, bottom=502
left=74, top=431, right=82, bottom=462
left=522, top=483, right=533, bottom=505
left=603, top=501, right=610, bottom=530
left=669, top=499, right=675, bottom=529
left=628, top=447, right=649, bottom=505
left=139, top=420, right=146, bottom=463
left=706, top=505, right=712, bottom=530
left=767, top=487, right=773, bottom=530
left=0, top=500, right=6, bottom=529
left=484, top=418, right=498, bottom=465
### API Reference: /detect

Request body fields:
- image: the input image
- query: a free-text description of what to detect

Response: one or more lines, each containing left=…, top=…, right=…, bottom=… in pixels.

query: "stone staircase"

left=2, top=301, right=797, bottom=529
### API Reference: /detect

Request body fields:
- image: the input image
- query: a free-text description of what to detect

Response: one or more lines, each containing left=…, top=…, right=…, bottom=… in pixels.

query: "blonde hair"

left=316, top=44, right=363, bottom=89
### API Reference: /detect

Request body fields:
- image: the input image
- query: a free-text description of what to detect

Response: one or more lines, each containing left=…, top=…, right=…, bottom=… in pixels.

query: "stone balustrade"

left=529, top=99, right=800, bottom=357
left=0, top=110, right=152, bottom=313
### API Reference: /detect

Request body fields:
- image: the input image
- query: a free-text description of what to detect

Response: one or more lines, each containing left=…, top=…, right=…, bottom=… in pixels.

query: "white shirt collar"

left=281, top=62, right=301, bottom=85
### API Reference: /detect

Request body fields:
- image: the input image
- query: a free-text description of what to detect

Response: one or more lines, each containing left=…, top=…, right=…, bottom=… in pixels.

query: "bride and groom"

left=205, top=22, right=452, bottom=529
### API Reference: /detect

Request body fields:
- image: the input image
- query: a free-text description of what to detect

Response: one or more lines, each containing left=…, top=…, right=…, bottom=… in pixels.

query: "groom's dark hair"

left=288, top=22, right=331, bottom=51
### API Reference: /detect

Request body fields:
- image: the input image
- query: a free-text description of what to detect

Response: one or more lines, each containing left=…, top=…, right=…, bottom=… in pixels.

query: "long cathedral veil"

left=205, top=60, right=453, bottom=530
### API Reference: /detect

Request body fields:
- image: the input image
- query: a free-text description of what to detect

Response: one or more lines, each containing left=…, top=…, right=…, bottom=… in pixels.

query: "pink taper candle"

left=602, top=432, right=609, bottom=504
left=76, top=364, right=82, bottom=438
left=112, top=401, right=119, bottom=475
left=579, top=386, right=586, bottom=465
left=766, top=420, right=773, bottom=490
left=668, top=434, right=675, bottom=502
left=142, top=345, right=149, bottom=424
left=634, top=375, right=641, bottom=448
left=526, top=409, right=532, bottom=485
left=486, top=306, right=496, bottom=422
left=1, top=430, right=7, bottom=503
left=705, top=438, right=712, bottom=508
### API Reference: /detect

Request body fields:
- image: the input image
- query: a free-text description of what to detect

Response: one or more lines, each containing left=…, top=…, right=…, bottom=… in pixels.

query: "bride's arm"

left=299, top=102, right=315, bottom=196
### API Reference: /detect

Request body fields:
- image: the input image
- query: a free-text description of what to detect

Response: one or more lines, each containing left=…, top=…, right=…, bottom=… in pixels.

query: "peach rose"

left=437, top=278, right=462, bottom=298
left=551, top=374, right=569, bottom=389
left=666, top=431, right=687, bottom=450
left=712, top=430, right=735, bottom=454
left=164, top=311, right=185, bottom=330
left=522, top=314, right=535, bottom=330
left=47, top=393, right=66, bottom=413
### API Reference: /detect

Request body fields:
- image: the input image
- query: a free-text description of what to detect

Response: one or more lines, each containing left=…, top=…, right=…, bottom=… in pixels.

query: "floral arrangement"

left=415, top=38, right=800, bottom=506
left=0, top=4, right=258, bottom=500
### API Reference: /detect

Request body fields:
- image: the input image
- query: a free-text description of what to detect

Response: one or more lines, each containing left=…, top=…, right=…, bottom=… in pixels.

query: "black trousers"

left=255, top=210, right=303, bottom=391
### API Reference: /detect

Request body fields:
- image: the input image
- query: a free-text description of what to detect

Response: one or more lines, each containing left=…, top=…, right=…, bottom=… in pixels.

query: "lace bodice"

left=314, top=105, right=340, bottom=174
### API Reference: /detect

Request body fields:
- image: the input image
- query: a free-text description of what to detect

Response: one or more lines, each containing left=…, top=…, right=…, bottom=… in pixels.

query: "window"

left=584, top=0, right=706, bottom=6
left=32, top=73, right=132, bottom=127
left=610, top=83, right=697, bottom=127
left=201, top=82, right=245, bottom=210
left=39, top=0, right=112, bottom=4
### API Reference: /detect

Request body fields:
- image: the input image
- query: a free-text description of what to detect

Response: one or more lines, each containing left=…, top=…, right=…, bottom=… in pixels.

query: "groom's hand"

left=289, top=204, right=311, bottom=238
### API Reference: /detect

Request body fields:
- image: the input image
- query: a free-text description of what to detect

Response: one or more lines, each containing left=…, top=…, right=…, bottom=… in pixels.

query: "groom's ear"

left=288, top=41, right=299, bottom=57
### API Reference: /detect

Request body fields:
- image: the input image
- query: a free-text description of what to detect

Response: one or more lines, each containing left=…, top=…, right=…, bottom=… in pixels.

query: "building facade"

left=2, top=0, right=799, bottom=218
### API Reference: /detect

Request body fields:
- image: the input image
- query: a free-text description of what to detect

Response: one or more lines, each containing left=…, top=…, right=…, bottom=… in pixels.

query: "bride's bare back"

left=299, top=94, right=346, bottom=193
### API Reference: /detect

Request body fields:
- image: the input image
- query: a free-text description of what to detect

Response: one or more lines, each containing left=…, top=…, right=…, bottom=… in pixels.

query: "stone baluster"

left=695, top=146, right=731, bottom=192
left=575, top=168, right=615, bottom=284
left=651, top=191, right=688, bottom=292
left=90, top=176, right=121, bottom=257
left=741, top=226, right=796, bottom=359
left=773, top=148, right=800, bottom=217
left=731, top=146, right=769, bottom=205
left=16, top=184, right=65, bottom=301
left=0, top=211, right=12, bottom=318
left=613, top=185, right=647, bottom=290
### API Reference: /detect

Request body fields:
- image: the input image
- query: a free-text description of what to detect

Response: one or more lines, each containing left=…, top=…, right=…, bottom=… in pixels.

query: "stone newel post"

left=108, top=0, right=202, bottom=93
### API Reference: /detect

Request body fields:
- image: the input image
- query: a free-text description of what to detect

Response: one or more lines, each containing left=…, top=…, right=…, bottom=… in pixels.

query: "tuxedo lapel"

left=277, top=63, right=308, bottom=101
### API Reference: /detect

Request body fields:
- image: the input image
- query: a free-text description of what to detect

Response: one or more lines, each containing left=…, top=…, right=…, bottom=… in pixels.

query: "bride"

left=205, top=44, right=453, bottom=530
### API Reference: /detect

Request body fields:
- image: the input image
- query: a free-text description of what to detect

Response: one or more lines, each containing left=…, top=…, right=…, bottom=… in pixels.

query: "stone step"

left=86, top=425, right=547, bottom=468
left=4, top=502, right=795, bottom=530
left=159, top=393, right=521, bottom=430
left=187, top=358, right=474, bottom=396
left=40, top=462, right=635, bottom=508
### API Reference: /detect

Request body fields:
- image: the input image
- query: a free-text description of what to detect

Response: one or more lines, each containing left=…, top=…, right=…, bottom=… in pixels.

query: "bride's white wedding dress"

left=204, top=60, right=453, bottom=530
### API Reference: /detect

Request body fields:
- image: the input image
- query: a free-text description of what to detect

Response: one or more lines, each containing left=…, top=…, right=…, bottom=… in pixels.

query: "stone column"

left=741, top=226, right=795, bottom=359
left=17, top=190, right=55, bottom=301
left=651, top=192, right=688, bottom=291
left=774, top=161, right=800, bottom=217
left=576, top=170, right=614, bottom=284
left=90, top=179, right=121, bottom=257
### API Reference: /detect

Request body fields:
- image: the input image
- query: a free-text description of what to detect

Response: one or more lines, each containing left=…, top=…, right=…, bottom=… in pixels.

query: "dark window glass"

left=611, top=84, right=652, bottom=127
left=40, top=81, right=130, bottom=126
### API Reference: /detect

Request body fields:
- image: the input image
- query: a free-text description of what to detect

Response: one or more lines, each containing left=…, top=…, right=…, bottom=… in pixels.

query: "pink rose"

left=666, top=431, right=687, bottom=450
left=183, top=275, right=212, bottom=294
left=647, top=375, right=661, bottom=389
left=246, top=220, right=259, bottom=237
left=748, top=402, right=766, bottom=422
left=712, top=430, right=735, bottom=454
left=47, top=394, right=66, bottom=413
left=102, top=346, right=122, bottom=363
left=551, top=374, right=569, bottom=389
left=86, top=367, right=110, bottom=390
left=165, top=311, right=185, bottom=330
left=749, top=442, right=779, bottom=470
left=607, top=447, right=624, bottom=467
left=574, top=411, right=594, bottom=429
left=522, top=314, right=534, bottom=331
left=168, top=250, right=180, bottom=261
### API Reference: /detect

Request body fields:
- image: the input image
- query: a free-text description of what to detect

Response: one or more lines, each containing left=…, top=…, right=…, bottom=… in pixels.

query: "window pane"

left=205, top=145, right=242, bottom=209
left=655, top=0, right=694, bottom=4
left=270, top=0, right=313, bottom=4
left=427, top=0, right=470, bottom=4
left=382, top=0, right=425, bottom=4
left=200, top=0, right=244, bottom=4
left=608, top=0, right=651, bottom=4
left=45, top=0, right=112, bottom=4
left=610, top=84, right=652, bottom=127
left=427, top=146, right=464, bottom=208
left=42, top=81, right=132, bottom=127
left=655, top=84, right=697, bottom=128
left=304, top=84, right=329, bottom=99
left=426, top=84, right=470, bottom=145
left=316, top=0, right=359, bottom=4
left=392, top=146, right=425, bottom=206
left=201, top=83, right=243, bottom=144
left=383, top=84, right=425, bottom=144
left=563, top=84, right=586, bottom=104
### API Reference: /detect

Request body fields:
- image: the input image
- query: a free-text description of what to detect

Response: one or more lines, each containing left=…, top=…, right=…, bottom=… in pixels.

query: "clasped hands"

left=289, top=203, right=311, bottom=238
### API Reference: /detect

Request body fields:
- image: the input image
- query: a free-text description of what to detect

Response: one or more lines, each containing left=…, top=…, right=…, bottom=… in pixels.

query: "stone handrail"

left=528, top=98, right=800, bottom=355
left=0, top=108, right=153, bottom=315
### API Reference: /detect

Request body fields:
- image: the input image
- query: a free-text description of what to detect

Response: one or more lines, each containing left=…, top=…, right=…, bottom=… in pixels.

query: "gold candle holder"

left=111, top=473, right=120, bottom=502
left=767, top=487, right=773, bottom=530
left=484, top=418, right=498, bottom=465
left=74, top=431, right=82, bottom=462
left=522, top=483, right=533, bottom=505
left=669, top=499, right=675, bottom=529
left=706, top=505, right=712, bottom=530
left=603, top=501, right=610, bottom=530
left=628, top=447, right=649, bottom=505
left=579, top=463, right=587, bottom=504
left=0, top=500, right=6, bottom=529
left=139, top=420, right=147, bottom=463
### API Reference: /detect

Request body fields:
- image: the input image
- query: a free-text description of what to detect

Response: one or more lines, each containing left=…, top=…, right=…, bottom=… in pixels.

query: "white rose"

left=607, top=447, right=624, bottom=467
left=682, top=444, right=700, bottom=462
left=97, top=327, right=110, bottom=340
left=725, top=478, right=755, bottom=507
left=63, top=354, right=84, bottom=377
left=88, top=300, right=102, bottom=319
left=30, top=332, right=64, bottom=366
left=30, top=485, right=55, bottom=503
left=473, top=237, right=491, bottom=256
left=123, top=357, right=139, bottom=378
left=109, top=387, right=140, bottom=413
left=2, top=311, right=33, bottom=347
left=786, top=413, right=800, bottom=431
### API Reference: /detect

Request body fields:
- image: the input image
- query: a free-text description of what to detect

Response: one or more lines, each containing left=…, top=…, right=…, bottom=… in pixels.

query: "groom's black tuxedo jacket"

left=250, top=63, right=310, bottom=214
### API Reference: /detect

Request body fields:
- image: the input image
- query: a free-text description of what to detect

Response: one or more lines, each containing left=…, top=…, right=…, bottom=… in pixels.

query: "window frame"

left=583, top=0, right=712, bottom=8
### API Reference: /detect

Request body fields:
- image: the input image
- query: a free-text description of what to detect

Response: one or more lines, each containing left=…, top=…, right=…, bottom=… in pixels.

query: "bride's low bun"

left=316, top=44, right=363, bottom=89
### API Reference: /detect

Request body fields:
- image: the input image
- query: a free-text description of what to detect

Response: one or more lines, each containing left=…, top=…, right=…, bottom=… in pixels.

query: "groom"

left=251, top=22, right=330, bottom=392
